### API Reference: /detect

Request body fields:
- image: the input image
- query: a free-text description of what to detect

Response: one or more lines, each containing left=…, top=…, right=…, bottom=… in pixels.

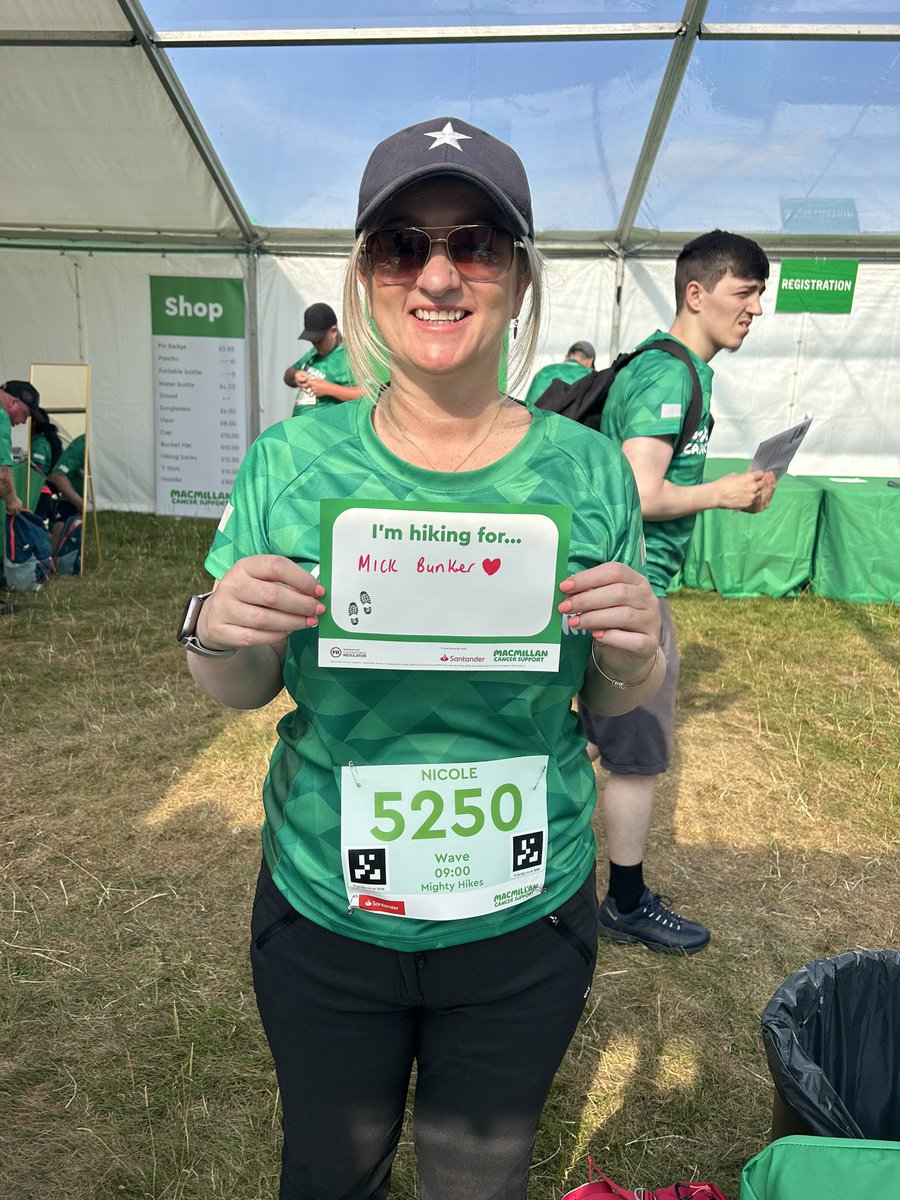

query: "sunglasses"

left=363, top=224, right=522, bottom=284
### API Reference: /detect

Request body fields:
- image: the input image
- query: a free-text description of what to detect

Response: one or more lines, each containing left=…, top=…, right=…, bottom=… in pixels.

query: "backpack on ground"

left=54, top=514, right=83, bottom=576
left=535, top=339, right=707, bottom=456
left=4, top=510, right=54, bottom=591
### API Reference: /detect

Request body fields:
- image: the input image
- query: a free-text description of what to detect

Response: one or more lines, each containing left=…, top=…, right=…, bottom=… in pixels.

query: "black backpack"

left=534, top=339, right=708, bottom=457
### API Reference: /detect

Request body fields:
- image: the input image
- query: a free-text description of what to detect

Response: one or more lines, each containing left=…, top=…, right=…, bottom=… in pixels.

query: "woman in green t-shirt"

left=184, top=117, right=664, bottom=1200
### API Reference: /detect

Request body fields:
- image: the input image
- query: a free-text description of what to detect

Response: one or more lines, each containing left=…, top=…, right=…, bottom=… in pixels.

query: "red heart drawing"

left=482, top=558, right=501, bottom=576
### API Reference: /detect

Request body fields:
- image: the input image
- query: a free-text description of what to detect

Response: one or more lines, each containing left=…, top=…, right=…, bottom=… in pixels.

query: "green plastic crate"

left=741, top=1135, right=900, bottom=1199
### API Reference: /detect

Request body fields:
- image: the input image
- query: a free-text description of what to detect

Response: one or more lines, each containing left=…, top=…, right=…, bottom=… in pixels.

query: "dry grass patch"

left=2, top=516, right=898, bottom=1199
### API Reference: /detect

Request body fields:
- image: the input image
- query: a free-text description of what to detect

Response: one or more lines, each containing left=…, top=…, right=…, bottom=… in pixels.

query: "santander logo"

left=360, top=895, right=406, bottom=916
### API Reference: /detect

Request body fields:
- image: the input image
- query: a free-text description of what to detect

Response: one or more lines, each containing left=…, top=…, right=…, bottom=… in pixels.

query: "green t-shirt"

left=523, top=359, right=592, bottom=409
left=600, top=331, right=713, bottom=595
left=54, top=434, right=85, bottom=495
left=291, top=344, right=356, bottom=414
left=206, top=401, right=644, bottom=952
left=30, top=433, right=55, bottom=475
left=0, top=407, right=12, bottom=468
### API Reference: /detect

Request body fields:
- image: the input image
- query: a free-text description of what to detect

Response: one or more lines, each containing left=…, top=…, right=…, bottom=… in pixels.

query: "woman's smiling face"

left=364, top=178, right=530, bottom=386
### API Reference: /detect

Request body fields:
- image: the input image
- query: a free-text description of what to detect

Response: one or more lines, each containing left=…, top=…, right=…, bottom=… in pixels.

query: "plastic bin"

left=741, top=1135, right=900, bottom=1199
left=760, top=948, right=900, bottom=1139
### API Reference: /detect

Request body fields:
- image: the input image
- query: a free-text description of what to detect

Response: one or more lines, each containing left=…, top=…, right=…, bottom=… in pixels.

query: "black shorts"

left=578, top=597, right=679, bottom=776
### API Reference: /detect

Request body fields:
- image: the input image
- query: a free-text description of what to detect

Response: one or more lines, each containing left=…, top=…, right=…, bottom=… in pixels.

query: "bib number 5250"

left=371, top=784, right=523, bottom=842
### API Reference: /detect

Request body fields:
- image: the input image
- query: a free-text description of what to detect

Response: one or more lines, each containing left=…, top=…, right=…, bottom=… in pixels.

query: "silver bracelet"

left=590, top=643, right=660, bottom=690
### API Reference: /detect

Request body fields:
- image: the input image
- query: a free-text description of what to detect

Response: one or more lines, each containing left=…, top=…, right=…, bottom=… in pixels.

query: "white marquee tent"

left=1, top=0, right=898, bottom=512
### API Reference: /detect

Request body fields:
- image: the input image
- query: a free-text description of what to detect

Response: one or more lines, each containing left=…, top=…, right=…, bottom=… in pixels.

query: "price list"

left=150, top=276, right=248, bottom=518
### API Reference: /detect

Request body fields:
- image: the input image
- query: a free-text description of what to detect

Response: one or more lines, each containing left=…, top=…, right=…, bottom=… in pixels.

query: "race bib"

left=340, top=755, right=549, bottom=920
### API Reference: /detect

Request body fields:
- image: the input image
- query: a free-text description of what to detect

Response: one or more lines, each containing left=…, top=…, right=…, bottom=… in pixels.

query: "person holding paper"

left=579, top=229, right=776, bottom=956
left=283, top=301, right=366, bottom=412
left=182, top=116, right=663, bottom=1200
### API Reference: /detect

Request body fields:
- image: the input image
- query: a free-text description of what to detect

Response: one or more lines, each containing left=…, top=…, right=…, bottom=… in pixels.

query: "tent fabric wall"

left=258, top=255, right=350, bottom=432
left=0, top=250, right=246, bottom=513
left=1, top=4, right=239, bottom=239
left=0, top=248, right=897, bottom=514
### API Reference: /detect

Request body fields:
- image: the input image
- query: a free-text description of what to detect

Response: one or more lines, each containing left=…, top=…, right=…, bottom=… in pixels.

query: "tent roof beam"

left=115, top=0, right=257, bottom=246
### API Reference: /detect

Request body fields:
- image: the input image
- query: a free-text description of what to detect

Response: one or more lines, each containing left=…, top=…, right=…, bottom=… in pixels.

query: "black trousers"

left=250, top=860, right=599, bottom=1200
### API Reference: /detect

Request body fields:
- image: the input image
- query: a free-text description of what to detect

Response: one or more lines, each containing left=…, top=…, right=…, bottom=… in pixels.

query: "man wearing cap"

left=0, top=381, right=41, bottom=520
left=523, top=341, right=596, bottom=407
left=283, top=302, right=365, bottom=415
left=1, top=382, right=42, bottom=614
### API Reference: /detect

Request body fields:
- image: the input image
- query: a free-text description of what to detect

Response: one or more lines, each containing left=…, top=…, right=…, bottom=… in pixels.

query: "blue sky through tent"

left=143, top=2, right=900, bottom=235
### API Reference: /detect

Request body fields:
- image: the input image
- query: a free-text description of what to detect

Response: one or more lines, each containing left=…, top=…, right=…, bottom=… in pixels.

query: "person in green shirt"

left=183, top=116, right=664, bottom=1200
left=27, top=405, right=64, bottom=523
left=0, top=381, right=42, bottom=519
left=523, top=339, right=595, bottom=407
left=283, top=301, right=366, bottom=414
left=1, top=381, right=43, bottom=615
left=48, top=433, right=86, bottom=551
left=579, top=230, right=777, bottom=956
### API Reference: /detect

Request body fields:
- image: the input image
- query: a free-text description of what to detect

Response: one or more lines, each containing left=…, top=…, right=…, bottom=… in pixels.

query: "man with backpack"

left=524, top=340, right=595, bottom=407
left=578, top=230, right=776, bottom=955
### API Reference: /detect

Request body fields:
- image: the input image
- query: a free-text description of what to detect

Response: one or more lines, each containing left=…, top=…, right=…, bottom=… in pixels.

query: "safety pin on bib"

left=532, top=763, right=547, bottom=790
left=348, top=761, right=362, bottom=789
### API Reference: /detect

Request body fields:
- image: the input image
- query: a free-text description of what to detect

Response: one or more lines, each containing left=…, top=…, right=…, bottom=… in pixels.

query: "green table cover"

left=676, top=458, right=823, bottom=599
left=805, top=474, right=900, bottom=604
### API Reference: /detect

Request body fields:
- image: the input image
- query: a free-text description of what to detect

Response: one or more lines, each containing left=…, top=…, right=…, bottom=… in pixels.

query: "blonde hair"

left=343, top=231, right=544, bottom=401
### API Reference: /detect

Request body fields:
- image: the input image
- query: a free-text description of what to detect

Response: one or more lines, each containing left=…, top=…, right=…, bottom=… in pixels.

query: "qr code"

left=512, top=831, right=544, bottom=873
left=347, top=847, right=388, bottom=888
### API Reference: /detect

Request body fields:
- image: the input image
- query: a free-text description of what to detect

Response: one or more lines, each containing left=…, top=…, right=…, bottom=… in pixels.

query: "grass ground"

left=2, top=512, right=898, bottom=1200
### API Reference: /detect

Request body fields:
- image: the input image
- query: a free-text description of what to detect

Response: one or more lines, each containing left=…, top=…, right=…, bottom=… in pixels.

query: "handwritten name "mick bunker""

left=357, top=555, right=476, bottom=574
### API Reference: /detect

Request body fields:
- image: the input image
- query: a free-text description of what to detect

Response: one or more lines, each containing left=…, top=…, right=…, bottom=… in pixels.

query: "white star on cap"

left=424, top=121, right=472, bottom=152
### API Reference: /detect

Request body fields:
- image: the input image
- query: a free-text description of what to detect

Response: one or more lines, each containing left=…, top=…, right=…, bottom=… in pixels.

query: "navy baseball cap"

left=300, top=302, right=338, bottom=341
left=355, top=117, right=534, bottom=240
left=2, top=380, right=41, bottom=416
left=568, top=341, right=596, bottom=360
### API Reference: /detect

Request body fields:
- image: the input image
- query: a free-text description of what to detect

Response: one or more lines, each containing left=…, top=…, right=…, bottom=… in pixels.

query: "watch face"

left=177, top=592, right=210, bottom=643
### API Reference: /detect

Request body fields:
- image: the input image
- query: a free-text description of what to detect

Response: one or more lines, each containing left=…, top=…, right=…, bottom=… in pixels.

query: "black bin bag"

left=761, top=949, right=900, bottom=1140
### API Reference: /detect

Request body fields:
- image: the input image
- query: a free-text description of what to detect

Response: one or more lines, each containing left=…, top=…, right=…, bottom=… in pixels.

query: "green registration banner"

left=776, top=259, right=858, bottom=314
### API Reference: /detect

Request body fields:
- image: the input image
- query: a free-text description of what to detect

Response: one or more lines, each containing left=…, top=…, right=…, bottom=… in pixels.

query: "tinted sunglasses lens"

left=366, top=229, right=430, bottom=281
left=447, top=226, right=515, bottom=279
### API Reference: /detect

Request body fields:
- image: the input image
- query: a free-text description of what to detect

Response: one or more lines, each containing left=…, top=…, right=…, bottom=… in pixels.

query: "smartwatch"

left=176, top=591, right=237, bottom=658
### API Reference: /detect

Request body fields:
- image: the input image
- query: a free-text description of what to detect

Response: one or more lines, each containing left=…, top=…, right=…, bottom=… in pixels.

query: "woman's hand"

left=198, top=555, right=326, bottom=652
left=558, top=561, right=660, bottom=681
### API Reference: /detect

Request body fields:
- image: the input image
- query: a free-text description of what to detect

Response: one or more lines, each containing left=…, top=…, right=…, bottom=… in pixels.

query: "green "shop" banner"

left=776, top=259, right=858, bottom=314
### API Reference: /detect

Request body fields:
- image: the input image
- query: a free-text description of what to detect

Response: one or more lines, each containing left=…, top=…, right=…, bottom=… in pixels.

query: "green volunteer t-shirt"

left=206, top=401, right=644, bottom=952
left=0, top=407, right=12, bottom=468
left=523, top=359, right=592, bottom=408
left=30, top=433, right=55, bottom=475
left=600, top=331, right=713, bottom=595
left=54, top=434, right=85, bottom=495
left=291, top=344, right=356, bottom=414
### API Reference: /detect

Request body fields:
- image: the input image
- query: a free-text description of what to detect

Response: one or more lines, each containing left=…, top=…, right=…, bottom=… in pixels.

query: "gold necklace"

left=377, top=394, right=507, bottom=473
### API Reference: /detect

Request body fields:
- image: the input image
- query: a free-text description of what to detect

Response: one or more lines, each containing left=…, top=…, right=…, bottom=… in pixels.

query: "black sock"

left=608, top=861, right=645, bottom=914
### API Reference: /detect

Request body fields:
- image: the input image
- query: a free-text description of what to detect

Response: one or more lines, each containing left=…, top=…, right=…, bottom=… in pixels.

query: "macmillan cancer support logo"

left=170, top=489, right=230, bottom=506
left=493, top=648, right=549, bottom=663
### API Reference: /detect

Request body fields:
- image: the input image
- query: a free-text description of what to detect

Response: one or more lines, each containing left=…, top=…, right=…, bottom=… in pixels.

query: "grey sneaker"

left=599, top=888, right=710, bottom=956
